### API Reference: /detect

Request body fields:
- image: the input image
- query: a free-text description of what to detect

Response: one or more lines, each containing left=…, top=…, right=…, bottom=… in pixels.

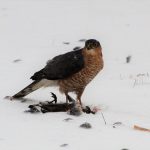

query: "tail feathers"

left=13, top=80, right=42, bottom=98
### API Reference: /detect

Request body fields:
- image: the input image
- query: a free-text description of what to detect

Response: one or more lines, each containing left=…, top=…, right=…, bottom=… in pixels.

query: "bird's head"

left=85, top=39, right=101, bottom=50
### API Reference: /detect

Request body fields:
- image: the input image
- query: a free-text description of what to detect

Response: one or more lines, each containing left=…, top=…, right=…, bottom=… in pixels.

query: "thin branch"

left=101, top=112, right=107, bottom=125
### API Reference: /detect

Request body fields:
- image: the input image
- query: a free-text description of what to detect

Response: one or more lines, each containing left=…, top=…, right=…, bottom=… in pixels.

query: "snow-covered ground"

left=0, top=0, right=150, bottom=150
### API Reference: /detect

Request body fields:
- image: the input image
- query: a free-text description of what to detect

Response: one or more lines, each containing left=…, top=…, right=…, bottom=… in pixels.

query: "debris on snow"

left=80, top=122, right=92, bottom=129
left=60, top=144, right=69, bottom=147
left=79, top=39, right=86, bottom=42
left=113, top=122, right=123, bottom=128
left=13, top=59, right=22, bottom=63
left=133, top=125, right=150, bottom=132
left=126, top=55, right=132, bottom=63
left=63, top=42, right=70, bottom=45
left=133, top=73, right=150, bottom=87
left=101, top=112, right=107, bottom=125
left=63, top=118, right=73, bottom=122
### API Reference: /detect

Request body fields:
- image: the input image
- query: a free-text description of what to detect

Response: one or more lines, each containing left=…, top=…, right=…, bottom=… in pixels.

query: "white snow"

left=0, top=0, right=150, bottom=150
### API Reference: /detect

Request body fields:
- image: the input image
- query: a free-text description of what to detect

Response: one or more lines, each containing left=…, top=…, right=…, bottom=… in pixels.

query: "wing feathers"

left=31, top=49, right=84, bottom=80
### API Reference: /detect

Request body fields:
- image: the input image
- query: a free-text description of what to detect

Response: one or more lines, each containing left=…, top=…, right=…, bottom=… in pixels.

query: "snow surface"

left=0, top=0, right=150, bottom=150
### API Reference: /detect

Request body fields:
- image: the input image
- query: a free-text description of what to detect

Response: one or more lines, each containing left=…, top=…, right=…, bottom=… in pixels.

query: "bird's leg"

left=76, top=88, right=85, bottom=106
left=65, top=93, right=69, bottom=104
left=65, top=93, right=76, bottom=104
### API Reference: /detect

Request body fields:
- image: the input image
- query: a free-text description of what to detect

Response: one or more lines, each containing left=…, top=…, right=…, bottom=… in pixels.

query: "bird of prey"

left=12, top=39, right=104, bottom=105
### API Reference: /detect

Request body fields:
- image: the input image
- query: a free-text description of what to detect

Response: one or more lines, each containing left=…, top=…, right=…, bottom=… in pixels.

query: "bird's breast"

left=58, top=48, right=103, bottom=93
left=81, top=51, right=103, bottom=84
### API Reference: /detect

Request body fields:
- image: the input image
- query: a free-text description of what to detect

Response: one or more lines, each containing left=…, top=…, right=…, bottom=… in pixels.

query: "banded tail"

left=13, top=80, right=42, bottom=98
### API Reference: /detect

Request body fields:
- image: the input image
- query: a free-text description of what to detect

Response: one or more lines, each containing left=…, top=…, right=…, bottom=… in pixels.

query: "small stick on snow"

left=134, top=125, right=150, bottom=132
left=101, top=112, right=107, bottom=125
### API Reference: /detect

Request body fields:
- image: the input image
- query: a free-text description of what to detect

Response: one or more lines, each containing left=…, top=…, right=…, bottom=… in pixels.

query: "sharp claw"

left=50, top=92, right=57, bottom=103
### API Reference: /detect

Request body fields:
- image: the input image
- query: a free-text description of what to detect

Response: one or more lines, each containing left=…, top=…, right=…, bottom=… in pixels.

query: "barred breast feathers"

left=58, top=47, right=103, bottom=93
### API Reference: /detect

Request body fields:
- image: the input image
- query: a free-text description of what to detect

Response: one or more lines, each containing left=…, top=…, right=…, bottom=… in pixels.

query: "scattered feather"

left=113, top=122, right=123, bottom=128
left=79, top=39, right=86, bottom=42
left=63, top=118, right=73, bottom=122
left=63, top=42, right=70, bottom=45
left=60, top=144, right=68, bottom=147
left=13, top=59, right=22, bottom=63
left=126, top=55, right=131, bottom=63
left=80, top=122, right=92, bottom=129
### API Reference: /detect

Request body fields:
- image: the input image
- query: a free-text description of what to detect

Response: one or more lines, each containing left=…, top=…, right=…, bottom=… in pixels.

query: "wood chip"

left=134, top=125, right=150, bottom=132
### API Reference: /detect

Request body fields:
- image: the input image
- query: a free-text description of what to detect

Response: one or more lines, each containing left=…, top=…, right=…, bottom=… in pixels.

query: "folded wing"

left=31, top=49, right=84, bottom=80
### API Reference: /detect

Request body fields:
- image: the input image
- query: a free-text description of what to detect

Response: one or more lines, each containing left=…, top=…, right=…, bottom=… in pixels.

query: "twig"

left=101, top=112, right=107, bottom=125
left=134, top=125, right=150, bottom=132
